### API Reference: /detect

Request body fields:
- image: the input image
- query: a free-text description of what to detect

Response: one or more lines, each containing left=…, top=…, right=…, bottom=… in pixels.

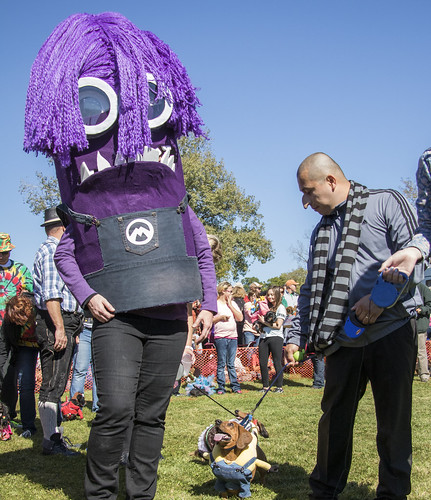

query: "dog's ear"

left=235, top=410, right=247, bottom=419
left=236, top=424, right=252, bottom=450
left=256, top=420, right=269, bottom=438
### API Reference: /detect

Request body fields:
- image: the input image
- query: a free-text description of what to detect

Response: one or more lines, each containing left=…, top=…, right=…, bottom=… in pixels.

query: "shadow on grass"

left=189, top=460, right=375, bottom=499
left=0, top=439, right=87, bottom=500
left=189, top=461, right=311, bottom=498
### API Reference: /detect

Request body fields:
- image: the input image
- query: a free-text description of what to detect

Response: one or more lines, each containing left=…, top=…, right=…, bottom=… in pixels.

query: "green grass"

left=1, top=375, right=430, bottom=499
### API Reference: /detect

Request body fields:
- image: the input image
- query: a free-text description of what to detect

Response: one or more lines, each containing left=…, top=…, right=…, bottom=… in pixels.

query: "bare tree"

left=399, top=177, right=417, bottom=206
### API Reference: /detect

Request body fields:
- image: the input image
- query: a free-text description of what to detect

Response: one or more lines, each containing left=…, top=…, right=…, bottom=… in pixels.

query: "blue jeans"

left=70, top=327, right=98, bottom=411
left=214, top=338, right=240, bottom=392
left=243, top=330, right=260, bottom=346
left=1, top=346, right=38, bottom=432
left=312, top=356, right=325, bottom=388
left=85, top=315, right=187, bottom=500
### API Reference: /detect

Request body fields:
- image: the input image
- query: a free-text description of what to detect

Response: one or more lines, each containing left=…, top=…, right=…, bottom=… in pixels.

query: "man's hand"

left=351, top=294, right=384, bottom=325
left=193, top=310, right=214, bottom=343
left=54, top=328, right=68, bottom=351
left=284, top=343, right=300, bottom=364
left=88, top=294, right=115, bottom=323
left=379, top=247, right=422, bottom=282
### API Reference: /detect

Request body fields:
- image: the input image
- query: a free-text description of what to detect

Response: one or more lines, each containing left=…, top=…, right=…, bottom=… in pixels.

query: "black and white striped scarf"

left=309, top=181, right=369, bottom=352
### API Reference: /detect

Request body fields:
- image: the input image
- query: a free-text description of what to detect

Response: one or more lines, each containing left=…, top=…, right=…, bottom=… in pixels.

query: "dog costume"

left=203, top=423, right=272, bottom=498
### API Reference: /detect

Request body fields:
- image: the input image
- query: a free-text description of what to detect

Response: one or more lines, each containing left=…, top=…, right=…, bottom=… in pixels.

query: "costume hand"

left=378, top=247, right=422, bottom=281
left=284, top=344, right=300, bottom=364
left=193, top=309, right=214, bottom=343
left=351, top=294, right=383, bottom=325
left=88, top=294, right=115, bottom=323
left=54, top=328, right=67, bottom=351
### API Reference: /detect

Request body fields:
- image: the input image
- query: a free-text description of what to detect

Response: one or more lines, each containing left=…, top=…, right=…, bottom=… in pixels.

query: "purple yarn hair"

left=24, top=12, right=205, bottom=166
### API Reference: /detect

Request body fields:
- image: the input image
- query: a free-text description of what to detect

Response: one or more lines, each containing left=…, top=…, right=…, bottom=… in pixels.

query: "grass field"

left=0, top=374, right=430, bottom=499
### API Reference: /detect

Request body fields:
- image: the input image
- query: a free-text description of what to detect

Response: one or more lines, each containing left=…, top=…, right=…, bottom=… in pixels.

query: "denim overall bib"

left=57, top=194, right=203, bottom=313
left=210, top=452, right=256, bottom=498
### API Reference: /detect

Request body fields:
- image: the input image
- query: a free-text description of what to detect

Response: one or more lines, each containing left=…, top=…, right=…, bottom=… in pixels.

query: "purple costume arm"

left=188, top=208, right=217, bottom=313
left=54, top=227, right=96, bottom=307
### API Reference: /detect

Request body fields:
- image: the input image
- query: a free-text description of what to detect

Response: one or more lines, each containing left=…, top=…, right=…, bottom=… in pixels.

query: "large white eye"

left=78, top=77, right=118, bottom=136
left=146, top=73, right=173, bottom=129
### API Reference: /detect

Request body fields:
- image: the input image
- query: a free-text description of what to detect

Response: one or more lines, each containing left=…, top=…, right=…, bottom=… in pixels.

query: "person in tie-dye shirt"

left=0, top=233, right=38, bottom=437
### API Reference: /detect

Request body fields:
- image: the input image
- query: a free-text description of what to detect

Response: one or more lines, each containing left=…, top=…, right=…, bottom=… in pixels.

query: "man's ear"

left=326, top=174, right=337, bottom=192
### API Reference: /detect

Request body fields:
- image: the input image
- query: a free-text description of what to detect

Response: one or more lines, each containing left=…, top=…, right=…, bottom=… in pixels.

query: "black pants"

left=258, top=336, right=284, bottom=388
left=35, top=309, right=82, bottom=404
left=84, top=315, right=187, bottom=500
left=309, top=320, right=417, bottom=500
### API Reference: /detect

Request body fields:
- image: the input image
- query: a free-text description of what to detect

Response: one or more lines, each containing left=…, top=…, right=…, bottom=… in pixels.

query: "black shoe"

left=20, top=429, right=37, bottom=438
left=42, top=433, right=80, bottom=456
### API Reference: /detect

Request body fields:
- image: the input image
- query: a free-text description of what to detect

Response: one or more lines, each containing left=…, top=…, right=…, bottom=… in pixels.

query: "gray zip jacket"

left=287, top=188, right=424, bottom=354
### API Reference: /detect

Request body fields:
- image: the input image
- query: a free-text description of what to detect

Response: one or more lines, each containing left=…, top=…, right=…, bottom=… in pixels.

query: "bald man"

left=285, top=153, right=424, bottom=500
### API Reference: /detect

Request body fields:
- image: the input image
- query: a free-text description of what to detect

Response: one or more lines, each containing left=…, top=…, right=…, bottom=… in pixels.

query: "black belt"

left=62, top=310, right=84, bottom=318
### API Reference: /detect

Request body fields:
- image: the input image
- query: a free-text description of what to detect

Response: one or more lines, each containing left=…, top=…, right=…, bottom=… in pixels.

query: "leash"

left=249, top=354, right=315, bottom=416
left=193, top=354, right=315, bottom=424
left=192, top=385, right=237, bottom=417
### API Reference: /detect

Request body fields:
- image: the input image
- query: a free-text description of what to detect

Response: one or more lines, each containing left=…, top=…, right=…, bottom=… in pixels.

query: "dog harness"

left=209, top=452, right=256, bottom=498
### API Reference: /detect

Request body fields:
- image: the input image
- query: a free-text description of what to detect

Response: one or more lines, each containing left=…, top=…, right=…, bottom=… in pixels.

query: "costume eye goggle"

left=78, top=74, right=173, bottom=137
left=146, top=74, right=173, bottom=129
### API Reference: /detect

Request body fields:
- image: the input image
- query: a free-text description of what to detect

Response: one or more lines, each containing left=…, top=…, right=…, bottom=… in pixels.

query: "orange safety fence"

left=33, top=341, right=431, bottom=393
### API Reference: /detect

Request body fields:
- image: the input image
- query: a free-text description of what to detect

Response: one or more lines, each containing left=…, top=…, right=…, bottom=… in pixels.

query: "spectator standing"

left=246, top=282, right=263, bottom=301
left=213, top=282, right=243, bottom=394
left=33, top=208, right=84, bottom=456
left=283, top=279, right=299, bottom=308
left=416, top=282, right=431, bottom=382
left=0, top=234, right=37, bottom=437
left=243, top=291, right=260, bottom=346
left=232, top=284, right=246, bottom=345
left=69, top=316, right=98, bottom=411
left=285, top=153, right=424, bottom=499
left=311, top=357, right=325, bottom=389
left=258, top=286, right=286, bottom=393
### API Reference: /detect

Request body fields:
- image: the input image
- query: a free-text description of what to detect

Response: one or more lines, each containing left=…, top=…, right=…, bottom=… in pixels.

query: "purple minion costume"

left=25, top=13, right=217, bottom=498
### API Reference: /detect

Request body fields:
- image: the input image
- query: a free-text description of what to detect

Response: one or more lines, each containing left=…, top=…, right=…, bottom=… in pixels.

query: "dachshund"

left=195, top=410, right=269, bottom=460
left=203, top=419, right=278, bottom=498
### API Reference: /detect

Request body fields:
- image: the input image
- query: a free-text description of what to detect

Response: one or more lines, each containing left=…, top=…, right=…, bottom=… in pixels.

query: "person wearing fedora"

left=0, top=233, right=38, bottom=437
left=33, top=208, right=84, bottom=456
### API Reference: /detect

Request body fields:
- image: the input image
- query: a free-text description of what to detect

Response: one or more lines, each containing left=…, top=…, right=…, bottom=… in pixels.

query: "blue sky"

left=2, top=1, right=431, bottom=281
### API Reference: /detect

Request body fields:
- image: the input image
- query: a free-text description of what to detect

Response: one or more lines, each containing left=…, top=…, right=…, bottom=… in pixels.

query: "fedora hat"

left=41, top=207, right=62, bottom=227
